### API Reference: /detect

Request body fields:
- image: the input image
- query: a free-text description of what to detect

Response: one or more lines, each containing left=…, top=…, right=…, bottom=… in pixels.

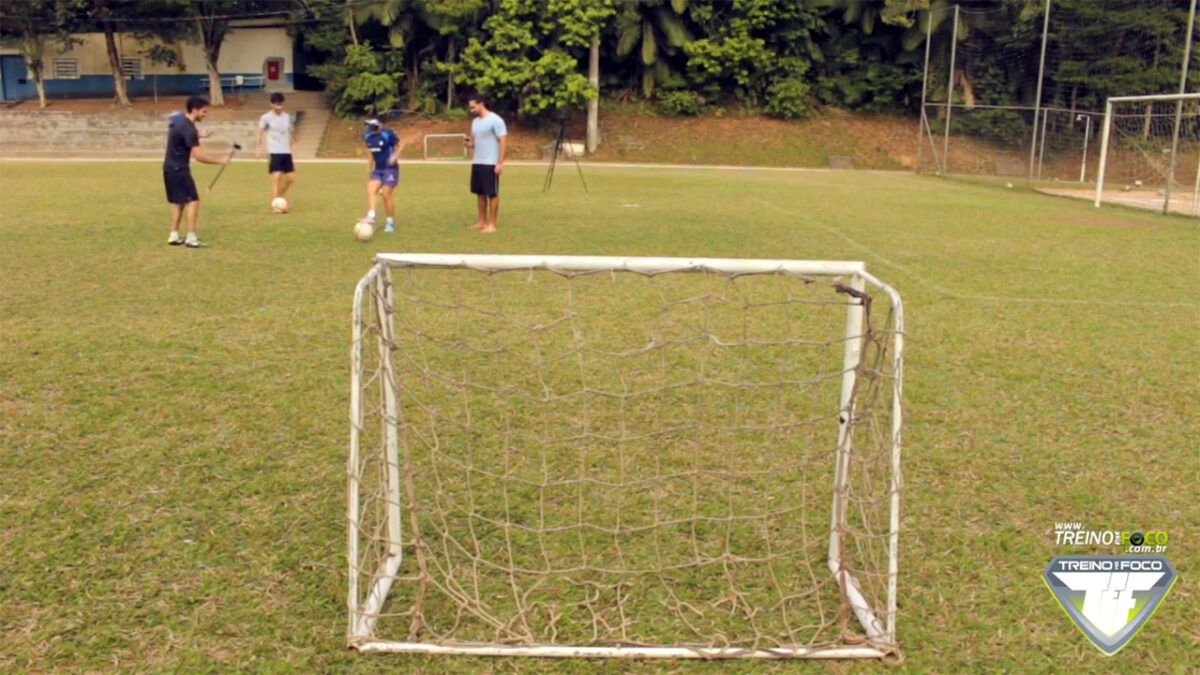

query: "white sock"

left=186, top=232, right=198, bottom=242
left=168, top=231, right=181, bottom=242
left=367, top=209, right=376, bottom=221
left=386, top=217, right=394, bottom=226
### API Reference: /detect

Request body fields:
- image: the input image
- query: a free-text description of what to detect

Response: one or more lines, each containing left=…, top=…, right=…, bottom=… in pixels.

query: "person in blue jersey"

left=464, top=94, right=507, bottom=233
left=360, top=118, right=404, bottom=233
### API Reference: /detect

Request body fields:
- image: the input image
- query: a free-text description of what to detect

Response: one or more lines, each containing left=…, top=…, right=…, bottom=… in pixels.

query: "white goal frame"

left=422, top=133, right=467, bottom=160
left=1093, top=92, right=1200, bottom=215
left=348, top=253, right=904, bottom=659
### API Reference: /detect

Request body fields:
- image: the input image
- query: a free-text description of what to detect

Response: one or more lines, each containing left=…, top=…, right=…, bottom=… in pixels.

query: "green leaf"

left=641, top=21, right=657, bottom=66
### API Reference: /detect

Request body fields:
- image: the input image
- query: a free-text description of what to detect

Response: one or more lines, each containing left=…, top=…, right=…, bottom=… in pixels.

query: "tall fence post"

left=1028, top=0, right=1052, bottom=187
left=1163, top=0, right=1197, bottom=215
left=942, top=5, right=959, bottom=176
left=917, top=10, right=934, bottom=174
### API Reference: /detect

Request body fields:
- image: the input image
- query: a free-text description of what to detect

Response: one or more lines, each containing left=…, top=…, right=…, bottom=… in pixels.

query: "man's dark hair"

left=467, top=93, right=489, bottom=109
left=270, top=92, right=285, bottom=104
left=186, top=95, right=209, bottom=113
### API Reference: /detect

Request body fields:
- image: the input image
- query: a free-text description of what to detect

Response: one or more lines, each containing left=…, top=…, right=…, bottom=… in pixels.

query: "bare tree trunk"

left=197, top=17, right=225, bottom=107
left=348, top=8, right=359, bottom=46
left=35, top=77, right=47, bottom=108
left=587, top=36, right=600, bottom=152
left=103, top=21, right=130, bottom=106
left=446, top=39, right=455, bottom=109
left=1144, top=38, right=1161, bottom=139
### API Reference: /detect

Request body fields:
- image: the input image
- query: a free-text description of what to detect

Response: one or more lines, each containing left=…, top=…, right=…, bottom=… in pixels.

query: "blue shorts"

left=370, top=166, right=399, bottom=187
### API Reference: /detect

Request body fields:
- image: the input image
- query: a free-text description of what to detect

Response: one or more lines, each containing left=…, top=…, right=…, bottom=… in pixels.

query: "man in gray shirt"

left=465, top=94, right=507, bottom=233
left=256, top=92, right=295, bottom=210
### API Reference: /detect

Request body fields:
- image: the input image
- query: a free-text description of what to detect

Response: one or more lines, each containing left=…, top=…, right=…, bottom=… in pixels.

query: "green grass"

left=1, top=160, right=1197, bottom=672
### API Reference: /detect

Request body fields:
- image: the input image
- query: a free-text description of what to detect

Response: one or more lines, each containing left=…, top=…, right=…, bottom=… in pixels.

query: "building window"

left=120, top=58, right=143, bottom=80
left=51, top=58, right=80, bottom=79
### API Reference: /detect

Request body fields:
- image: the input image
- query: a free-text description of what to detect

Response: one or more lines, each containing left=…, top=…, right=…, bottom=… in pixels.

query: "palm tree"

left=614, top=0, right=693, bottom=97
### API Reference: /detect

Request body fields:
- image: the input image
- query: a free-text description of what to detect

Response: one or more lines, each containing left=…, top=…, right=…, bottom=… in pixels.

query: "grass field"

left=1, top=160, right=1197, bottom=672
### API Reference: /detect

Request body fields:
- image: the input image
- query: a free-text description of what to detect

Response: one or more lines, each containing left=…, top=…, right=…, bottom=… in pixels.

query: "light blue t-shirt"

left=471, top=112, right=508, bottom=165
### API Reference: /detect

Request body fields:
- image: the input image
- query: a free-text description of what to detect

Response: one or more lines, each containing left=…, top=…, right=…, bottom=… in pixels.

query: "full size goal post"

left=348, top=254, right=904, bottom=659
left=1094, top=93, right=1200, bottom=216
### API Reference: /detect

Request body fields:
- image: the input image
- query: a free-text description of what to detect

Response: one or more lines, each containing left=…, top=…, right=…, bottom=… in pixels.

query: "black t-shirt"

left=164, top=117, right=199, bottom=171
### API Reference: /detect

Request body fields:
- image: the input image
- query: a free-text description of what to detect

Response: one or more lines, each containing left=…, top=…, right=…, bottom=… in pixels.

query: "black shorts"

left=163, top=167, right=198, bottom=205
left=269, top=153, right=295, bottom=174
left=470, top=163, right=499, bottom=197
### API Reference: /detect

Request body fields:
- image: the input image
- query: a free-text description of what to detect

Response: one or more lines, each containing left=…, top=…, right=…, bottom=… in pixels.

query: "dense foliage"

left=5, top=0, right=1194, bottom=119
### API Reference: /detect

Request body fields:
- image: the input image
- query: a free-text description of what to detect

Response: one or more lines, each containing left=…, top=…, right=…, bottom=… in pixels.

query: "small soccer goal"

left=348, top=254, right=904, bottom=660
left=423, top=134, right=467, bottom=160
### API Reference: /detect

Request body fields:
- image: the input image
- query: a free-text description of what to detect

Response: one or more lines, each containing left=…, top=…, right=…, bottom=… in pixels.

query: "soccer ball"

left=1005, top=182, right=1013, bottom=189
left=1134, top=180, right=1143, bottom=187
left=354, top=220, right=374, bottom=241
left=1123, top=184, right=1133, bottom=192
left=271, top=197, right=289, bottom=213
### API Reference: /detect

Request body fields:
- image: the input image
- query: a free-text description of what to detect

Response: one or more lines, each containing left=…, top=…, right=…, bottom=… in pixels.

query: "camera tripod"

left=543, top=119, right=588, bottom=193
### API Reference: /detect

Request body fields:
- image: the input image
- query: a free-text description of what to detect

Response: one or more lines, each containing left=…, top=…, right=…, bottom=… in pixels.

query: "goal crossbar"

left=349, top=253, right=904, bottom=659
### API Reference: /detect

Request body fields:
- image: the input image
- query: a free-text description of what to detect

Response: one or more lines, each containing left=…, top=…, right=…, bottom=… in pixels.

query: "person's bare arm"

left=495, top=135, right=508, bottom=175
left=256, top=127, right=265, bottom=158
left=191, top=145, right=232, bottom=165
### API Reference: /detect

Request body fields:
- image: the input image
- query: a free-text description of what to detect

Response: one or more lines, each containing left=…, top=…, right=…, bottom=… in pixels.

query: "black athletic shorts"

left=269, top=153, right=295, bottom=174
left=470, top=163, right=499, bottom=197
left=163, top=167, right=199, bottom=205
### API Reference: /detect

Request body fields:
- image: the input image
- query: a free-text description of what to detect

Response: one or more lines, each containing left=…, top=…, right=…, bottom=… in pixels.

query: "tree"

left=456, top=0, right=599, bottom=116
left=88, top=0, right=133, bottom=106
left=683, top=0, right=823, bottom=117
left=0, top=0, right=84, bottom=108
left=613, top=0, right=693, bottom=97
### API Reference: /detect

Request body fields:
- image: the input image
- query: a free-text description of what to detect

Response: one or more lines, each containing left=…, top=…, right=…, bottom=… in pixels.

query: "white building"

left=1, top=21, right=294, bottom=102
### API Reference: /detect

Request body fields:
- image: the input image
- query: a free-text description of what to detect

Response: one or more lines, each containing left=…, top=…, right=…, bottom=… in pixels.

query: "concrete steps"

left=0, top=91, right=332, bottom=159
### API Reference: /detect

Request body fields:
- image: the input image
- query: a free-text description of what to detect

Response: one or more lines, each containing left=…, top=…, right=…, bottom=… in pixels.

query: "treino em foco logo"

left=1043, top=555, right=1177, bottom=655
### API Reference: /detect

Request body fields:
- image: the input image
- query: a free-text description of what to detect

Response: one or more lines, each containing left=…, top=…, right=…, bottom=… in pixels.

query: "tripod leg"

left=544, top=124, right=566, bottom=192
left=568, top=142, right=588, bottom=193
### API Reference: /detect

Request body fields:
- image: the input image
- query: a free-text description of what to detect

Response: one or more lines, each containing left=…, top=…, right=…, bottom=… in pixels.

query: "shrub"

left=765, top=77, right=811, bottom=120
left=656, top=90, right=705, bottom=116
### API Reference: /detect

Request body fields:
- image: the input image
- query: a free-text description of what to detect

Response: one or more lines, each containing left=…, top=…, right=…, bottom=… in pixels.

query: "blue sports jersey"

left=364, top=128, right=399, bottom=170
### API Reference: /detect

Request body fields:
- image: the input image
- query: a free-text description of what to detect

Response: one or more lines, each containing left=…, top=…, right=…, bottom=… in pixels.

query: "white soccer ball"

left=354, top=220, right=374, bottom=242
left=271, top=197, right=289, bottom=213
left=1005, top=182, right=1013, bottom=189
left=1123, top=184, right=1133, bottom=192
left=1134, top=180, right=1143, bottom=187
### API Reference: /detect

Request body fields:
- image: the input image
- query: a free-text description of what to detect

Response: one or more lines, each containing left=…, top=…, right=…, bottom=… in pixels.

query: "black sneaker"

left=168, top=236, right=185, bottom=246
left=185, top=239, right=207, bottom=248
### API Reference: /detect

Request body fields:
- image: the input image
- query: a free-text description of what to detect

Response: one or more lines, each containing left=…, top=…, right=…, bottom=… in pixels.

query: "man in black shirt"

left=165, top=96, right=231, bottom=248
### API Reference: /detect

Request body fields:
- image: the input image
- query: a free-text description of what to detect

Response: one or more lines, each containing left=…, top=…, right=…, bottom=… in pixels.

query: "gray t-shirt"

left=471, top=112, right=507, bottom=165
left=259, top=111, right=292, bottom=154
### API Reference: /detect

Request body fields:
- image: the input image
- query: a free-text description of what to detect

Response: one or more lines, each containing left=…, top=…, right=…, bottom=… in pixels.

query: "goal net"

left=1094, top=93, right=1200, bottom=216
left=348, top=254, right=904, bottom=659
left=423, top=134, right=467, bottom=160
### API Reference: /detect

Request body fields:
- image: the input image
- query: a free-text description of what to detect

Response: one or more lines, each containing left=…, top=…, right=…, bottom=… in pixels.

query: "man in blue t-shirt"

left=360, top=118, right=404, bottom=233
left=465, top=94, right=507, bottom=233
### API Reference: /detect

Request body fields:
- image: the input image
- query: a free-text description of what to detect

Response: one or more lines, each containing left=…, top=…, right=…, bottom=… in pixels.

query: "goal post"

left=1094, top=93, right=1200, bottom=216
left=348, top=254, right=904, bottom=659
left=423, top=134, right=468, bottom=160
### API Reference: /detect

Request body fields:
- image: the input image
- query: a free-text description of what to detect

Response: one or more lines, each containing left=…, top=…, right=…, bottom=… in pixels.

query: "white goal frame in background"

left=1094, top=92, right=1200, bottom=215
left=348, top=254, right=904, bottom=659
left=422, top=133, right=467, bottom=160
